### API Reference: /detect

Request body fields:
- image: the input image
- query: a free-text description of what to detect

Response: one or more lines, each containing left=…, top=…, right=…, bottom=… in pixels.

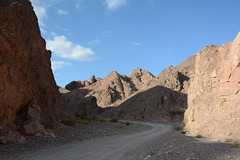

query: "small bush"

left=86, top=116, right=98, bottom=121
left=225, top=138, right=233, bottom=143
left=231, top=142, right=240, bottom=149
left=98, top=117, right=107, bottom=122
left=111, top=118, right=118, bottom=122
left=175, top=126, right=183, bottom=131
left=77, top=119, right=91, bottom=124
left=181, top=130, right=190, bottom=134
left=196, top=134, right=203, bottom=138
left=119, top=121, right=125, bottom=124
left=125, top=122, right=130, bottom=126
left=75, top=114, right=85, bottom=119
left=44, top=122, right=57, bottom=129
left=61, top=119, right=76, bottom=126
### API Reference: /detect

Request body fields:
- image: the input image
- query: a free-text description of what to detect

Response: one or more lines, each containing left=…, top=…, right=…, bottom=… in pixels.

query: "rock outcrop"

left=0, top=0, right=68, bottom=137
left=184, top=33, right=240, bottom=141
left=65, top=80, right=90, bottom=91
left=59, top=87, right=103, bottom=116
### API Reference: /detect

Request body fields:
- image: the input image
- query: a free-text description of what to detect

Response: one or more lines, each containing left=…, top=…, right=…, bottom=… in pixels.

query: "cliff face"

left=184, top=33, right=240, bottom=141
left=0, top=0, right=68, bottom=133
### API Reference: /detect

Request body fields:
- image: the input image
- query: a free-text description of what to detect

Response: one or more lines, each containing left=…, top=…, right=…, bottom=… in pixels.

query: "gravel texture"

left=137, top=128, right=240, bottom=160
left=0, top=120, right=151, bottom=160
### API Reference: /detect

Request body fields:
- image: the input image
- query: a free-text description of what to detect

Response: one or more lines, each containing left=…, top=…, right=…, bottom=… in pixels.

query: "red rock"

left=0, top=0, right=69, bottom=132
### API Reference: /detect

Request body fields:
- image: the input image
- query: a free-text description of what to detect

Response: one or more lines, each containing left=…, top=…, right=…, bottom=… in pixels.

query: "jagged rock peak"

left=129, top=68, right=155, bottom=79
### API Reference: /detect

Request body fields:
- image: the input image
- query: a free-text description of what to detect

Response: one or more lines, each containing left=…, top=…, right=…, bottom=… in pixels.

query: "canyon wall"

left=0, top=0, right=68, bottom=134
left=184, top=33, right=240, bottom=141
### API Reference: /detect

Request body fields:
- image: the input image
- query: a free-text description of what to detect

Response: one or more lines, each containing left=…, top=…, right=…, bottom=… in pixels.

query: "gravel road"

left=8, top=122, right=172, bottom=160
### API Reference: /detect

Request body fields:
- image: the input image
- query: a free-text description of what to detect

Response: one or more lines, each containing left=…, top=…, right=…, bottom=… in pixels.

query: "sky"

left=30, top=0, right=240, bottom=87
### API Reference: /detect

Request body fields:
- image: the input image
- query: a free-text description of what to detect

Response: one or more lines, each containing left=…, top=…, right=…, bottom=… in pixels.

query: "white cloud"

left=47, top=35, right=97, bottom=61
left=57, top=9, right=69, bottom=15
left=51, top=61, right=72, bottom=71
left=132, top=42, right=141, bottom=46
left=104, top=0, right=128, bottom=11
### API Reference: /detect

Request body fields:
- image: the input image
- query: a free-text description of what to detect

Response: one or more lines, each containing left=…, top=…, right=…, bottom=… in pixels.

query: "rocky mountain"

left=184, top=33, right=240, bottom=141
left=65, top=69, right=154, bottom=108
left=102, top=56, right=195, bottom=121
left=0, top=0, right=69, bottom=141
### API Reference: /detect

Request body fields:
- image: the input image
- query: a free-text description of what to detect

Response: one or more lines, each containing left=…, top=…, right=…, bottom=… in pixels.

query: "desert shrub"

left=98, top=117, right=107, bottom=122
left=231, top=142, right=240, bottom=149
left=75, top=114, right=85, bottom=119
left=61, top=119, right=76, bottom=126
left=111, top=118, right=118, bottom=122
left=196, top=134, right=203, bottom=138
left=77, top=119, right=91, bottom=124
left=86, top=116, right=98, bottom=121
left=119, top=121, right=125, bottom=124
left=44, top=122, right=57, bottom=129
left=225, top=138, right=233, bottom=143
left=181, top=130, right=190, bottom=134
left=125, top=122, right=130, bottom=125
left=175, top=126, right=183, bottom=131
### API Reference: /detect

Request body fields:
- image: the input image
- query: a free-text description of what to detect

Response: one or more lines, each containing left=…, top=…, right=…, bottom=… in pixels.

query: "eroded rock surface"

left=0, top=0, right=68, bottom=137
left=184, top=33, right=240, bottom=141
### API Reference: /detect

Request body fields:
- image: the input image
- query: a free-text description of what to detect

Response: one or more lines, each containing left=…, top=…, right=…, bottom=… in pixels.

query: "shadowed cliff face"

left=184, top=33, right=240, bottom=141
left=0, top=0, right=69, bottom=132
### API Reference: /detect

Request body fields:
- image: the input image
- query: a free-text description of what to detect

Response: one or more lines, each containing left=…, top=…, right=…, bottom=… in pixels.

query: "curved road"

left=16, top=122, right=172, bottom=160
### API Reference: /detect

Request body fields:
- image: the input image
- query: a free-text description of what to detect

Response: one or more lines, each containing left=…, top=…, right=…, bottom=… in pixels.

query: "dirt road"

left=15, top=122, right=172, bottom=160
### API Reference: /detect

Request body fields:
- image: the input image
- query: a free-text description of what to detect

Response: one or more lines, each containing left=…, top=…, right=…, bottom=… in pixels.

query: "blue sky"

left=30, top=0, right=240, bottom=87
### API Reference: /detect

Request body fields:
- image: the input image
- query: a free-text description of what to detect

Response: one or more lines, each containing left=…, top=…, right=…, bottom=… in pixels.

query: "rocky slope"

left=0, top=0, right=69, bottom=141
left=101, top=56, right=195, bottom=122
left=59, top=87, right=103, bottom=116
left=184, top=33, right=240, bottom=141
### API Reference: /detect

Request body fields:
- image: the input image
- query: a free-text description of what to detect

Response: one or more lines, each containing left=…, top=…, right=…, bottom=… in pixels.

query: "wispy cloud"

left=47, top=35, right=97, bottom=61
left=51, top=61, right=72, bottom=71
left=132, top=42, right=141, bottom=46
left=30, top=0, right=63, bottom=27
left=57, top=9, right=69, bottom=15
left=104, top=0, right=128, bottom=11
left=88, top=38, right=100, bottom=45
left=75, top=0, right=85, bottom=10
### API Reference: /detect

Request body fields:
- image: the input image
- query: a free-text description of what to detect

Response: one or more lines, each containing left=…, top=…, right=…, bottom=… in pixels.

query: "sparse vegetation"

left=98, top=117, right=107, bottom=122
left=86, top=116, right=98, bottom=121
left=196, top=134, right=203, bottom=138
left=119, top=121, right=125, bottom=124
left=231, top=142, right=240, bottom=149
left=61, top=119, right=76, bottom=126
left=75, top=114, right=86, bottom=119
left=111, top=118, right=118, bottom=122
left=77, top=119, right=91, bottom=124
left=174, top=126, right=183, bottom=131
left=181, top=130, right=190, bottom=134
left=44, top=122, right=57, bottom=129
left=125, top=122, right=130, bottom=125
left=225, top=138, right=233, bottom=143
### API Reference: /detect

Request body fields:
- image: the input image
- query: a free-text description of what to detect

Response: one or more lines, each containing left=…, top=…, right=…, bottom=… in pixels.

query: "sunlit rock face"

left=0, top=0, right=69, bottom=133
left=184, top=33, right=240, bottom=141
